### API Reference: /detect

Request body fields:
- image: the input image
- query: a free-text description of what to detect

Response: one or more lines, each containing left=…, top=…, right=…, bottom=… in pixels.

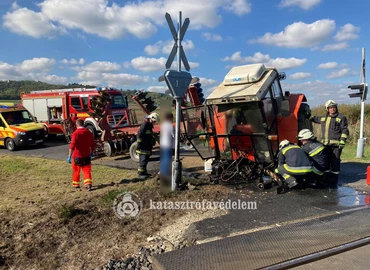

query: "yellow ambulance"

left=0, top=103, right=46, bottom=151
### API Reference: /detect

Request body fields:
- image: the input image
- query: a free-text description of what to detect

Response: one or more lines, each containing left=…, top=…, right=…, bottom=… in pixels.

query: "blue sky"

left=0, top=0, right=368, bottom=106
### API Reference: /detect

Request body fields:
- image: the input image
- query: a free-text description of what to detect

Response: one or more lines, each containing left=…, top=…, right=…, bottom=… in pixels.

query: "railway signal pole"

left=348, top=48, right=367, bottom=158
left=163, top=11, right=192, bottom=191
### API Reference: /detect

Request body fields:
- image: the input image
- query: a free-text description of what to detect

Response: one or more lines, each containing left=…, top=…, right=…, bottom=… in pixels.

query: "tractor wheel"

left=104, top=141, right=116, bottom=157
left=86, top=125, right=97, bottom=139
left=5, top=138, right=16, bottom=151
left=129, top=141, right=140, bottom=162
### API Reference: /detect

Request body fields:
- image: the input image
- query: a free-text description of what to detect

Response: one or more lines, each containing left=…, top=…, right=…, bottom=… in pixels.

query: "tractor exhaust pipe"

left=257, top=177, right=273, bottom=190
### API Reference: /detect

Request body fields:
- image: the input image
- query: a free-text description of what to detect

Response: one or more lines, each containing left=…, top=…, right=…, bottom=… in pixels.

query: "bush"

left=310, top=103, right=370, bottom=145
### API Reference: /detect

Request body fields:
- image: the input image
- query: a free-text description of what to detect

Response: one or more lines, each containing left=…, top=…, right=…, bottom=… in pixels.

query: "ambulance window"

left=0, top=117, right=4, bottom=127
left=71, top=97, right=82, bottom=110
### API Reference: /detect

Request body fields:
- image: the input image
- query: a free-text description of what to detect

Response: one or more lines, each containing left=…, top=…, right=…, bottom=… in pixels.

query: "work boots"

left=327, top=173, right=339, bottom=189
left=283, top=174, right=298, bottom=188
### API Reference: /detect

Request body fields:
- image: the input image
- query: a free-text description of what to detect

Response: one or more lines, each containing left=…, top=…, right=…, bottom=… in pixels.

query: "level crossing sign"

left=165, top=12, right=190, bottom=72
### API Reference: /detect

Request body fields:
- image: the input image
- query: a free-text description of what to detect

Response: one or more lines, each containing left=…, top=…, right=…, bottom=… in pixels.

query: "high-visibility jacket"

left=278, top=145, right=312, bottom=174
left=311, top=113, right=349, bottom=146
left=301, top=139, right=328, bottom=175
left=136, top=120, right=154, bottom=155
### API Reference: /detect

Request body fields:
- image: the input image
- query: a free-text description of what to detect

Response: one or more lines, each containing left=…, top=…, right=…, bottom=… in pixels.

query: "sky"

left=0, top=0, right=368, bottom=107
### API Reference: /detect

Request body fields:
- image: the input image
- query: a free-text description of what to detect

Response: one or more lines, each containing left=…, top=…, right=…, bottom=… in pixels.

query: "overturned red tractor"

left=181, top=64, right=312, bottom=193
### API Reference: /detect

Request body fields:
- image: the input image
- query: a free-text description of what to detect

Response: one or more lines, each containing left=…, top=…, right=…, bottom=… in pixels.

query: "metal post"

left=356, top=48, right=366, bottom=158
left=172, top=11, right=183, bottom=191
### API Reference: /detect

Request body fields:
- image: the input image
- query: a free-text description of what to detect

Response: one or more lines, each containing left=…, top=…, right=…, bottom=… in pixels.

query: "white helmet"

left=325, top=100, right=337, bottom=111
left=148, top=112, right=159, bottom=123
left=297, top=129, right=315, bottom=140
left=279, top=139, right=290, bottom=150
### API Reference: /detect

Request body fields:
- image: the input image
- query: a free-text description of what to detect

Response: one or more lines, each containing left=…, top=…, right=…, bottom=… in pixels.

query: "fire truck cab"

left=21, top=88, right=129, bottom=138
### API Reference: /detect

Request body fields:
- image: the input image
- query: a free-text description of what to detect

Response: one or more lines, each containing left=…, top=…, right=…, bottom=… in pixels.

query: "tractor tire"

left=5, top=138, right=16, bottom=151
left=129, top=141, right=140, bottom=162
left=104, top=141, right=116, bottom=157
left=86, top=125, right=97, bottom=139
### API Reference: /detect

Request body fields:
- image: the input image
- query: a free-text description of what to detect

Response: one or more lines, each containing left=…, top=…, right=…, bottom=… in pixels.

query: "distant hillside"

left=0, top=80, right=172, bottom=104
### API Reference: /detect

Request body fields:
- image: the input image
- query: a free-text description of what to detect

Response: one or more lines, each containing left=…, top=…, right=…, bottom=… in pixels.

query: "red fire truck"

left=20, top=87, right=161, bottom=159
left=21, top=88, right=130, bottom=138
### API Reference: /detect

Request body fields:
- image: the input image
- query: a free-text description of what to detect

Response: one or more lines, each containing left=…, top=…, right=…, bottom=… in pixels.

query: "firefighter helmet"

left=148, top=112, right=159, bottom=123
left=279, top=139, right=290, bottom=150
left=297, top=129, right=315, bottom=140
left=325, top=100, right=337, bottom=111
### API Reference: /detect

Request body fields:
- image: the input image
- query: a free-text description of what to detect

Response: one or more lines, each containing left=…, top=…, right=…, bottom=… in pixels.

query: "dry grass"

left=0, top=155, right=230, bottom=270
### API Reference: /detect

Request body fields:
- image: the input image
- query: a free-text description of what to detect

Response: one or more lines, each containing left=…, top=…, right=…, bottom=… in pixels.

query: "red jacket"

left=70, top=127, right=95, bottom=158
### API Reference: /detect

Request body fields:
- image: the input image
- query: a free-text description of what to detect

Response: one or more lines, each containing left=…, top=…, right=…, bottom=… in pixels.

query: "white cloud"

left=3, top=0, right=252, bottom=39
left=317, top=62, right=338, bottom=69
left=60, top=58, right=85, bottom=65
left=147, top=86, right=167, bottom=93
left=75, top=61, right=121, bottom=72
left=334, top=24, right=360, bottom=41
left=224, top=0, right=251, bottom=16
left=202, top=32, right=223, bottom=41
left=322, top=42, right=348, bottom=51
left=289, top=72, right=312, bottom=80
left=279, top=0, right=321, bottom=10
left=102, top=73, right=151, bottom=86
left=145, top=40, right=195, bottom=55
left=250, top=19, right=335, bottom=48
left=0, top=58, right=67, bottom=84
left=42, top=74, right=68, bottom=84
left=131, top=56, right=199, bottom=72
left=3, top=6, right=66, bottom=38
left=199, top=77, right=218, bottom=88
left=222, top=51, right=307, bottom=70
left=267, top=58, right=307, bottom=70
left=326, top=68, right=353, bottom=79
left=281, top=80, right=353, bottom=106
left=20, top=57, right=56, bottom=72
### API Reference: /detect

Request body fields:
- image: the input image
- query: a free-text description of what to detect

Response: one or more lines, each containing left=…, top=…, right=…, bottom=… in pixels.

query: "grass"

left=0, top=154, right=230, bottom=270
left=341, top=144, right=370, bottom=162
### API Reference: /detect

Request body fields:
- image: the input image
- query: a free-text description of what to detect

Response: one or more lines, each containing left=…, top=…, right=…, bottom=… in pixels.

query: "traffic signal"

left=134, top=90, right=157, bottom=112
left=193, top=82, right=205, bottom=104
left=348, top=83, right=368, bottom=101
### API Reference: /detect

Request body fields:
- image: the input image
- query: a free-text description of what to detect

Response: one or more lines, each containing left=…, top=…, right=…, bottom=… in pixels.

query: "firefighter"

left=307, top=100, right=349, bottom=188
left=297, top=129, right=329, bottom=187
left=277, top=140, right=313, bottom=188
left=68, top=118, right=96, bottom=191
left=136, top=112, right=159, bottom=179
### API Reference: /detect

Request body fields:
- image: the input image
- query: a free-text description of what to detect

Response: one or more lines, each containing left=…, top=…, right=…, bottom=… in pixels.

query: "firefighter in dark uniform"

left=136, top=112, right=159, bottom=179
left=297, top=129, right=329, bottom=187
left=277, top=140, right=313, bottom=188
left=308, top=100, right=349, bottom=188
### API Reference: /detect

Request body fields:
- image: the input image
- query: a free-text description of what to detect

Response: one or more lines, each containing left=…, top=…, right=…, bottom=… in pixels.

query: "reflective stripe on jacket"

left=136, top=120, right=154, bottom=152
left=302, top=139, right=328, bottom=174
left=312, top=113, right=349, bottom=146
left=279, top=145, right=312, bottom=174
